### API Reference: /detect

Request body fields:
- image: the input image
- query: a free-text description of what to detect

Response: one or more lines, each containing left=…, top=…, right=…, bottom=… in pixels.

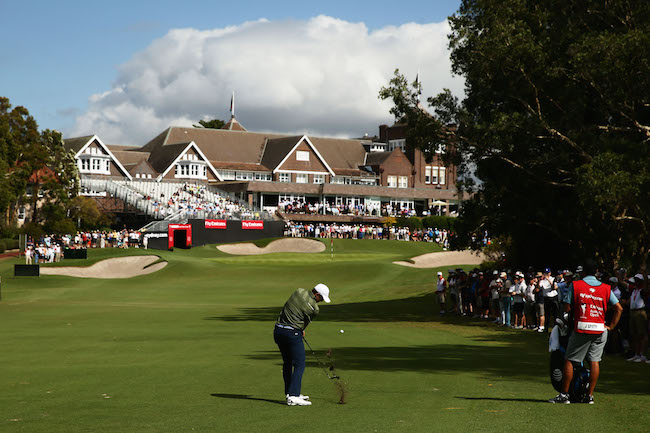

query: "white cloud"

left=70, top=16, right=464, bottom=146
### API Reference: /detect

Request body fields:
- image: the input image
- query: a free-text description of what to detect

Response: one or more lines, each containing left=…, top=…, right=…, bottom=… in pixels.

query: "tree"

left=0, top=97, right=80, bottom=231
left=380, top=1, right=650, bottom=271
left=193, top=119, right=226, bottom=129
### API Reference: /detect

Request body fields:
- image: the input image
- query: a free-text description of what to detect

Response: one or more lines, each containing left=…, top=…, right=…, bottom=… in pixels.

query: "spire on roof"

left=222, top=90, right=247, bottom=131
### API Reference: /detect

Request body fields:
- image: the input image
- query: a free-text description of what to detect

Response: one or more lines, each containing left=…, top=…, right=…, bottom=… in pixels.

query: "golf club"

left=303, top=337, right=340, bottom=380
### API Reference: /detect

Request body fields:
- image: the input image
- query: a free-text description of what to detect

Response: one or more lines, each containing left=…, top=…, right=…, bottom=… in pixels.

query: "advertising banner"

left=241, top=220, right=264, bottom=230
left=205, top=219, right=227, bottom=229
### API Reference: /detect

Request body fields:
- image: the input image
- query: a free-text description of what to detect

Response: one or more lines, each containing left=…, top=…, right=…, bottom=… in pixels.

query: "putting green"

left=0, top=239, right=647, bottom=433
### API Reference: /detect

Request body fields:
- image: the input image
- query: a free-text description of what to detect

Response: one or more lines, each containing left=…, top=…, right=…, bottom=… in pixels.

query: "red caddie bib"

left=573, top=280, right=610, bottom=334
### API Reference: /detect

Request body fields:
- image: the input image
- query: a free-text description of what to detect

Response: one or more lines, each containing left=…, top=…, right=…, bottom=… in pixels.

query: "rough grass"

left=0, top=239, right=647, bottom=433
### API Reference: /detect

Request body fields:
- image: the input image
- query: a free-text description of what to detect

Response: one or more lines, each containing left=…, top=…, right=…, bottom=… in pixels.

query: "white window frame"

left=313, top=174, right=325, bottom=184
left=387, top=175, right=397, bottom=188
left=439, top=167, right=446, bottom=185
left=398, top=176, right=408, bottom=188
left=296, top=151, right=310, bottom=161
left=279, top=173, right=290, bottom=183
left=431, top=166, right=439, bottom=184
left=296, top=173, right=308, bottom=184
left=425, top=166, right=431, bottom=184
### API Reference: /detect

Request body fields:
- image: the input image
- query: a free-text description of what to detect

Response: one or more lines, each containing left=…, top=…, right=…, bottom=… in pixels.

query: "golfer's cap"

left=609, top=277, right=618, bottom=284
left=500, top=272, right=507, bottom=278
left=628, top=277, right=636, bottom=283
left=437, top=271, right=443, bottom=276
left=575, top=265, right=584, bottom=273
left=544, top=267, right=551, bottom=274
left=634, top=273, right=645, bottom=281
left=535, top=271, right=543, bottom=278
left=314, top=283, right=331, bottom=303
left=493, top=270, right=499, bottom=275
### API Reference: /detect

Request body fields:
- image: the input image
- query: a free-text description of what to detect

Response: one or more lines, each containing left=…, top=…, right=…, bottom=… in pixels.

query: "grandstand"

left=81, top=178, right=274, bottom=232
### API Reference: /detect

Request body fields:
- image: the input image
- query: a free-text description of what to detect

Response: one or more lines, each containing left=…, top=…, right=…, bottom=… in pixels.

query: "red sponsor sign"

left=168, top=224, right=192, bottom=249
left=242, top=220, right=264, bottom=230
left=205, top=219, right=227, bottom=229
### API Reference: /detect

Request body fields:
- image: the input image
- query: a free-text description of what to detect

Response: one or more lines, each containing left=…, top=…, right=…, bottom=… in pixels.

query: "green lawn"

left=0, top=239, right=647, bottom=433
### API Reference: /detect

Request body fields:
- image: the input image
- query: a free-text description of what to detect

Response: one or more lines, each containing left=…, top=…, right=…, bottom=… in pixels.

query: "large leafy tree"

left=0, top=97, right=80, bottom=231
left=381, top=1, right=650, bottom=271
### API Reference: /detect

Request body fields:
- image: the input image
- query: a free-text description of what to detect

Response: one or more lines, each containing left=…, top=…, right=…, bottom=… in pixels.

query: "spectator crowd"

left=24, top=229, right=145, bottom=264
left=435, top=266, right=650, bottom=363
left=279, top=198, right=452, bottom=218
left=285, top=221, right=451, bottom=248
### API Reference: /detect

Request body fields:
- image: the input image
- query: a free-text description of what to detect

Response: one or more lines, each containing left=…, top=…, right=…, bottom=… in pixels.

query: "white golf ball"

left=340, top=329, right=345, bottom=333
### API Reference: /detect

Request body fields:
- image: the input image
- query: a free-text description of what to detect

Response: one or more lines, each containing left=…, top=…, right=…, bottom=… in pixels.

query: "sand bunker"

left=394, top=250, right=487, bottom=269
left=40, top=255, right=167, bottom=279
left=217, top=238, right=326, bottom=255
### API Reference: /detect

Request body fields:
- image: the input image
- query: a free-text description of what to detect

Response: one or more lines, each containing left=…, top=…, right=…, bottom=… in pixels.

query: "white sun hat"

left=314, top=283, right=331, bottom=303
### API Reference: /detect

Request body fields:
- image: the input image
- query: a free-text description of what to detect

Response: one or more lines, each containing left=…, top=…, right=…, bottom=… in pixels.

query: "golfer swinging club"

left=274, top=283, right=331, bottom=406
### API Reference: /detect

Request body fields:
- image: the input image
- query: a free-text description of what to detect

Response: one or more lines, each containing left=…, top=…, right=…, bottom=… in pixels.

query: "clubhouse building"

left=64, top=117, right=462, bottom=220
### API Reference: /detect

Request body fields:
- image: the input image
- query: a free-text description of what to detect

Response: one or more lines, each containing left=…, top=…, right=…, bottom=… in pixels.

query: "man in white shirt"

left=625, top=274, right=649, bottom=363
left=540, top=268, right=558, bottom=333
left=436, top=271, right=447, bottom=314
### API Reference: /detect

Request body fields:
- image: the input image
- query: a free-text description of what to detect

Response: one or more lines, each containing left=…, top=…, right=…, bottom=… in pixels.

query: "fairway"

left=1, top=239, right=648, bottom=433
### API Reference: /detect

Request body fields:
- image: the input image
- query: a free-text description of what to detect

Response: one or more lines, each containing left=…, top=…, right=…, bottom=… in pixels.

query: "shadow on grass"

left=210, top=393, right=285, bottom=406
left=207, top=294, right=645, bottom=397
left=455, top=396, right=548, bottom=403
left=255, top=344, right=645, bottom=396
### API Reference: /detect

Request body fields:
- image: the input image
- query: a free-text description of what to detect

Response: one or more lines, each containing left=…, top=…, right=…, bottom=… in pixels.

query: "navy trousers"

left=273, top=326, right=305, bottom=397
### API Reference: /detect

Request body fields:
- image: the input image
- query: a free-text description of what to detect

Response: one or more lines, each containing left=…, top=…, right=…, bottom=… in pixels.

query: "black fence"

left=64, top=248, right=88, bottom=259
left=15, top=264, right=40, bottom=276
left=144, top=219, right=285, bottom=250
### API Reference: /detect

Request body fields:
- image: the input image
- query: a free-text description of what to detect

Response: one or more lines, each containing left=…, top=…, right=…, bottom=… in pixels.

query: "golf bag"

left=548, top=316, right=591, bottom=403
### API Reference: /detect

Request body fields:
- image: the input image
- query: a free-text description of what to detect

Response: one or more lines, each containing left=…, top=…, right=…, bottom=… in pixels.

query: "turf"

left=0, top=239, right=647, bottom=433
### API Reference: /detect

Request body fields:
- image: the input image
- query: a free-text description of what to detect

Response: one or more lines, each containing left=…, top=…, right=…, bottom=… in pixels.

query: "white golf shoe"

left=287, top=395, right=312, bottom=406
left=286, top=394, right=309, bottom=400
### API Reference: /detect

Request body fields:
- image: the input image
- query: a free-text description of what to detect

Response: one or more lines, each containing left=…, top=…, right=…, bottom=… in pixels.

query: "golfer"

left=274, top=283, right=331, bottom=406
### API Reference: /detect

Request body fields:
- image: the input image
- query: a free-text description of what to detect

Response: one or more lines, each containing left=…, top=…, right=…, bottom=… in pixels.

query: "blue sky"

left=1, top=0, right=462, bottom=144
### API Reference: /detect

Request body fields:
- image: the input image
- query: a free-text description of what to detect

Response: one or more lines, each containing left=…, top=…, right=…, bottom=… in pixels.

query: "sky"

left=1, top=0, right=463, bottom=146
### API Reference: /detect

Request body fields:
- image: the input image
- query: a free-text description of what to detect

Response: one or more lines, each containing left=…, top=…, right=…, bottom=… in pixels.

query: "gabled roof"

left=142, top=127, right=284, bottom=165
left=64, top=135, right=133, bottom=180
left=272, top=136, right=336, bottom=176
left=309, top=136, right=367, bottom=172
left=123, top=158, right=158, bottom=176
left=260, top=136, right=303, bottom=171
left=111, top=150, right=151, bottom=166
left=365, top=151, right=393, bottom=166
left=222, top=116, right=246, bottom=131
left=147, top=142, right=190, bottom=174
left=155, top=141, right=223, bottom=181
left=63, top=135, right=94, bottom=154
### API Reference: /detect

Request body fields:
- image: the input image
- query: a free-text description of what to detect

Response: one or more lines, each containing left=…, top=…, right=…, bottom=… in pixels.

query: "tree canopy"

left=193, top=119, right=226, bottom=129
left=0, top=97, right=80, bottom=234
left=380, top=1, right=650, bottom=270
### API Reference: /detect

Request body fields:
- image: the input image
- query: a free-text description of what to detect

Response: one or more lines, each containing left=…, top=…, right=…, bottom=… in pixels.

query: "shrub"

left=395, top=216, right=423, bottom=230
left=422, top=215, right=456, bottom=231
left=1, top=238, right=19, bottom=250
left=0, top=240, right=6, bottom=253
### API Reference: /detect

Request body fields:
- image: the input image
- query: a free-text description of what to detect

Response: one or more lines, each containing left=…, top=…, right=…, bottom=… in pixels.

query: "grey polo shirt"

left=277, top=288, right=320, bottom=330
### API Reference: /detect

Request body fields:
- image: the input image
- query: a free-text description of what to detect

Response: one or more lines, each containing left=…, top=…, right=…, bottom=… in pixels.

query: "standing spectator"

left=624, top=274, right=649, bottom=363
left=524, top=275, right=537, bottom=329
left=541, top=268, right=559, bottom=333
left=533, top=272, right=546, bottom=332
left=499, top=272, right=513, bottom=327
left=435, top=271, right=447, bottom=314
left=512, top=271, right=526, bottom=329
